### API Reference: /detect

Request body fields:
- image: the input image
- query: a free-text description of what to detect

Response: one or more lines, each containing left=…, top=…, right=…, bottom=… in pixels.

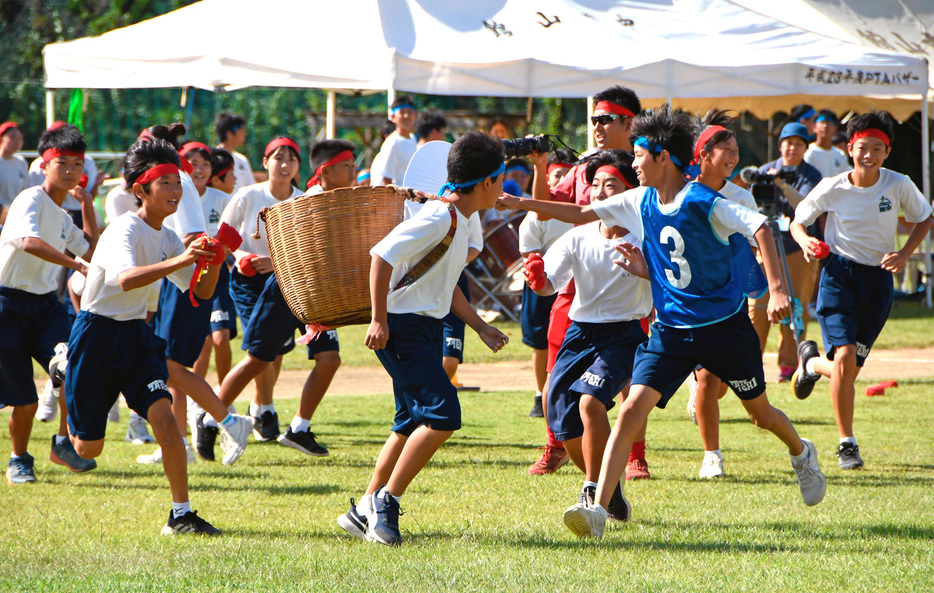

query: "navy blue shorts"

left=210, top=264, right=238, bottom=337
left=632, top=308, right=767, bottom=407
left=520, top=284, right=557, bottom=350
left=548, top=320, right=646, bottom=441
left=229, top=268, right=272, bottom=330
left=0, top=287, right=70, bottom=406
left=375, top=313, right=461, bottom=435
left=242, top=275, right=338, bottom=363
left=441, top=272, right=470, bottom=361
left=153, top=279, right=212, bottom=367
left=817, top=253, right=893, bottom=366
left=65, top=312, right=172, bottom=441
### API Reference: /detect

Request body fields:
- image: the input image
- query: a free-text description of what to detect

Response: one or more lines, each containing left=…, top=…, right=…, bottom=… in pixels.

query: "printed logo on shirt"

left=61, top=225, right=66, bottom=240
left=209, top=209, right=220, bottom=224
left=445, top=337, right=463, bottom=352
left=147, top=379, right=169, bottom=393
left=162, top=251, right=168, bottom=262
left=879, top=196, right=892, bottom=212
left=727, top=377, right=759, bottom=393
left=579, top=371, right=605, bottom=389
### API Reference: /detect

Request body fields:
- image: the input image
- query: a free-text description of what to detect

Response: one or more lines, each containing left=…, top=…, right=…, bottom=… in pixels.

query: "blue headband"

left=798, top=108, right=816, bottom=122
left=391, top=103, right=415, bottom=114
left=634, top=136, right=685, bottom=170
left=437, top=161, right=506, bottom=196
left=356, top=170, right=371, bottom=182
left=815, top=114, right=835, bottom=124
left=505, top=164, right=531, bottom=175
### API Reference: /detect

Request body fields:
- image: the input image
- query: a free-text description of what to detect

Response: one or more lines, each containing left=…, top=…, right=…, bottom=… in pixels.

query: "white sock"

left=582, top=480, right=598, bottom=491
left=220, top=414, right=237, bottom=429
left=54, top=435, right=67, bottom=446
left=249, top=403, right=261, bottom=417
left=790, top=445, right=809, bottom=464
left=203, top=414, right=219, bottom=428
left=356, top=494, right=373, bottom=515
left=259, top=403, right=275, bottom=415
left=805, top=358, right=818, bottom=376
left=705, top=449, right=722, bottom=458
left=535, top=391, right=543, bottom=398
left=290, top=417, right=310, bottom=433
left=172, top=501, right=192, bottom=518
left=378, top=487, right=402, bottom=504
left=840, top=436, right=857, bottom=446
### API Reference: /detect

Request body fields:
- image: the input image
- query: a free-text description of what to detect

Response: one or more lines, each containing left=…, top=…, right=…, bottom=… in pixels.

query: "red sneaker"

left=528, top=445, right=569, bottom=475
left=625, top=458, right=650, bottom=481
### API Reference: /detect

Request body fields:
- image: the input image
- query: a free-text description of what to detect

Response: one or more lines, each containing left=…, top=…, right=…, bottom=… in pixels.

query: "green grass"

left=3, top=374, right=933, bottom=592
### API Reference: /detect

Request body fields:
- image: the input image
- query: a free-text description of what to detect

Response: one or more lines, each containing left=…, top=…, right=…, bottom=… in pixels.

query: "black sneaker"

left=792, top=340, right=821, bottom=400
left=195, top=412, right=218, bottom=462
left=837, top=442, right=864, bottom=470
left=161, top=510, right=222, bottom=536
left=336, top=497, right=368, bottom=540
left=607, top=480, right=631, bottom=522
left=528, top=395, right=544, bottom=418
left=253, top=411, right=280, bottom=442
left=370, top=489, right=403, bottom=546
left=277, top=427, right=329, bottom=456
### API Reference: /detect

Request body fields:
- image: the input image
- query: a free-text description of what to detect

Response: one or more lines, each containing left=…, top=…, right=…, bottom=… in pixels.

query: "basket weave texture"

left=261, top=185, right=411, bottom=327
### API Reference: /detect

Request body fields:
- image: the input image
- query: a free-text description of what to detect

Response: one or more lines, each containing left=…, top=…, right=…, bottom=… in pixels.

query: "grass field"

left=4, top=361, right=933, bottom=591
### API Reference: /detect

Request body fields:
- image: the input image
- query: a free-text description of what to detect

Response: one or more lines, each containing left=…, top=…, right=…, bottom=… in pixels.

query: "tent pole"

left=326, top=91, right=336, bottom=139
left=922, top=93, right=931, bottom=307
left=387, top=88, right=396, bottom=117
left=587, top=96, right=594, bottom=152
left=45, top=90, right=55, bottom=129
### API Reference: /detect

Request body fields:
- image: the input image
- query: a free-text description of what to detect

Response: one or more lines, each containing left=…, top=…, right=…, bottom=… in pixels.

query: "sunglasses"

left=591, top=114, right=630, bottom=126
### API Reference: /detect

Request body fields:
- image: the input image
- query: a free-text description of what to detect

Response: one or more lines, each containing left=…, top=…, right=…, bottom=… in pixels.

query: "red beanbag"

left=239, top=253, right=259, bottom=277
left=525, top=253, right=545, bottom=291
left=811, top=241, right=830, bottom=259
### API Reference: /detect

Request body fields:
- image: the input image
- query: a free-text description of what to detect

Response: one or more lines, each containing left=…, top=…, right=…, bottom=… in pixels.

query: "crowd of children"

left=0, top=89, right=928, bottom=544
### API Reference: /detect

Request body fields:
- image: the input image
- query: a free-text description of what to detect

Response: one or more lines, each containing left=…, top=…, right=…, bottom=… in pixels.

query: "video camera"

left=502, top=134, right=556, bottom=159
left=739, top=166, right=797, bottom=217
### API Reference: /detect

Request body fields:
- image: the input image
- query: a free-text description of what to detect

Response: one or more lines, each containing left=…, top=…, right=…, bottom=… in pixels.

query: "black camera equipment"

left=502, top=134, right=556, bottom=159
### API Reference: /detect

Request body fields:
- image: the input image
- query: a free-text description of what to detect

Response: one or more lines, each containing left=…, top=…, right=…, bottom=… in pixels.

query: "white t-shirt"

left=518, top=212, right=573, bottom=254
left=0, top=186, right=90, bottom=294
left=163, top=171, right=206, bottom=239
left=404, top=199, right=483, bottom=253
left=793, top=169, right=933, bottom=266
left=29, top=155, right=98, bottom=211
left=805, top=144, right=850, bottom=178
left=369, top=151, right=389, bottom=188
left=592, top=185, right=767, bottom=245
left=716, top=180, right=759, bottom=246
left=544, top=221, right=652, bottom=323
left=0, top=154, right=28, bottom=208
left=81, top=212, right=190, bottom=321
left=199, top=187, right=232, bottom=237
left=378, top=132, right=417, bottom=185
left=220, top=183, right=303, bottom=258
left=371, top=199, right=469, bottom=319
left=230, top=150, right=256, bottom=196
left=104, top=185, right=137, bottom=224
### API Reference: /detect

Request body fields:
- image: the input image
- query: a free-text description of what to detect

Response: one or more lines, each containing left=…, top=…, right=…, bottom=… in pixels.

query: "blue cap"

left=503, top=179, right=523, bottom=197
left=780, top=123, right=809, bottom=142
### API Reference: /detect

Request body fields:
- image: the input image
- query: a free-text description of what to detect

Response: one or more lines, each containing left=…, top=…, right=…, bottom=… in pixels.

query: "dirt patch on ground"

left=271, top=347, right=934, bottom=398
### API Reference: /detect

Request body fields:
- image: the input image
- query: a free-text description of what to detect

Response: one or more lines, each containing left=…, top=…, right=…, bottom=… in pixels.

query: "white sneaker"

left=36, top=380, right=59, bottom=422
left=136, top=445, right=196, bottom=465
left=107, top=401, right=120, bottom=423
left=563, top=502, right=608, bottom=538
left=186, top=443, right=197, bottom=464
left=792, top=438, right=826, bottom=506
left=686, top=372, right=698, bottom=425
left=699, top=451, right=724, bottom=479
left=125, top=412, right=155, bottom=444
left=220, top=415, right=252, bottom=466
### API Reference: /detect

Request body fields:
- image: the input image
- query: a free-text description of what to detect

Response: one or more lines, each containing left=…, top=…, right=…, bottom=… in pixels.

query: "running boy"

left=497, top=105, right=827, bottom=539
left=1, top=125, right=99, bottom=483
left=337, top=132, right=509, bottom=546
left=65, top=138, right=241, bottom=534
left=790, top=110, right=933, bottom=470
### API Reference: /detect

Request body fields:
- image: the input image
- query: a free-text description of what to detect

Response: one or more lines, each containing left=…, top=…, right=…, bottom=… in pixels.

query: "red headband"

left=596, top=165, right=633, bottom=189
left=212, top=165, right=233, bottom=182
left=309, top=150, right=353, bottom=186
left=547, top=162, right=574, bottom=175
left=41, top=148, right=85, bottom=164
left=139, top=130, right=156, bottom=142
left=49, top=121, right=67, bottom=130
left=849, top=128, right=890, bottom=148
left=179, top=142, right=210, bottom=156
left=135, top=163, right=180, bottom=186
left=265, top=138, right=300, bottom=158
left=692, top=125, right=728, bottom=165
left=594, top=101, right=636, bottom=118
left=0, top=121, right=17, bottom=136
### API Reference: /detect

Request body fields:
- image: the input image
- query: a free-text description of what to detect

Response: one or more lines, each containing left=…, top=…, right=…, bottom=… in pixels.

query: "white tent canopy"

left=44, top=0, right=927, bottom=110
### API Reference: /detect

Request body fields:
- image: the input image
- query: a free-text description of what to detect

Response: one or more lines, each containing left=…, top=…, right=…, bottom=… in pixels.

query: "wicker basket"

left=259, top=185, right=425, bottom=328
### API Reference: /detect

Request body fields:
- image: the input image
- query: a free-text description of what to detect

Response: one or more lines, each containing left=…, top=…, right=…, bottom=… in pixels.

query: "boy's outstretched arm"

left=495, top=196, right=598, bottom=226
left=881, top=214, right=934, bottom=273
left=21, top=237, right=88, bottom=276
left=753, top=224, right=791, bottom=324
left=365, top=255, right=392, bottom=351
left=450, top=286, right=508, bottom=353
left=117, top=238, right=212, bottom=292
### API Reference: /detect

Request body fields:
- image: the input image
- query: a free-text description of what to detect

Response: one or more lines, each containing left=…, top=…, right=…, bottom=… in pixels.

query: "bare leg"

left=532, top=348, right=547, bottom=393
left=167, top=360, right=230, bottom=423
left=384, top=425, right=453, bottom=496
left=192, top=337, right=212, bottom=379
left=168, top=386, right=187, bottom=434
left=219, top=355, right=270, bottom=408
left=695, top=368, right=721, bottom=452
left=9, top=403, right=38, bottom=457
left=56, top=391, right=69, bottom=437
left=595, top=386, right=660, bottom=508
left=442, top=356, right=458, bottom=381
left=211, top=329, right=232, bottom=386
left=298, top=351, right=340, bottom=420
left=146, top=398, right=189, bottom=503
left=562, top=437, right=586, bottom=472
left=824, top=345, right=860, bottom=438
left=740, top=392, right=804, bottom=456
left=366, top=432, right=407, bottom=495
left=579, top=394, right=610, bottom=482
